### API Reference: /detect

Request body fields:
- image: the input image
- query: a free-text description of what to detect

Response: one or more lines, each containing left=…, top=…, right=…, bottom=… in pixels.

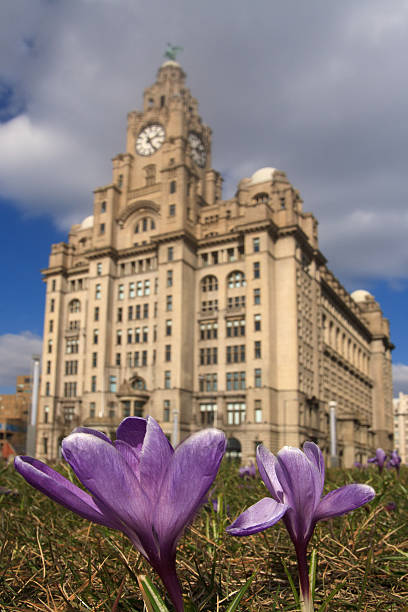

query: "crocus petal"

left=275, top=447, right=321, bottom=541
left=303, top=442, right=325, bottom=496
left=256, top=445, right=283, bottom=502
left=154, top=428, right=226, bottom=551
left=71, top=427, right=113, bottom=444
left=139, top=417, right=174, bottom=502
left=14, top=456, right=119, bottom=529
left=227, top=497, right=288, bottom=536
left=61, top=432, right=152, bottom=541
left=314, top=484, right=375, bottom=522
left=114, top=439, right=142, bottom=477
left=116, top=416, right=147, bottom=451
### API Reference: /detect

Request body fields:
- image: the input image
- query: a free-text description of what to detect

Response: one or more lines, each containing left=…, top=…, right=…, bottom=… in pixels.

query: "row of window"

left=200, top=400, right=263, bottom=426
left=199, top=370, right=263, bottom=391
left=201, top=290, right=261, bottom=313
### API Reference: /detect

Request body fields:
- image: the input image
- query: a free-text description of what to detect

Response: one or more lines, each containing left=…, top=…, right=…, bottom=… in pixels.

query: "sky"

left=0, top=0, right=407, bottom=395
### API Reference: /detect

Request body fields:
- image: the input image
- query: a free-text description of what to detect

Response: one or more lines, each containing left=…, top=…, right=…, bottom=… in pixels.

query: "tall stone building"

left=36, top=60, right=394, bottom=466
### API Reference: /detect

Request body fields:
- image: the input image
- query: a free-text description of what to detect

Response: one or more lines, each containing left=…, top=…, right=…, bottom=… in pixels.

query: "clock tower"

left=109, top=60, right=221, bottom=237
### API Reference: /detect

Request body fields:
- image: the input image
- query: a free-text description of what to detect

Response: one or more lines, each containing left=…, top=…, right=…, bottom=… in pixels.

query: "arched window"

left=201, top=275, right=218, bottom=292
left=134, top=217, right=156, bottom=233
left=131, top=377, right=146, bottom=391
left=226, top=437, right=242, bottom=461
left=69, top=299, right=81, bottom=313
left=227, top=271, right=246, bottom=288
left=253, top=192, right=269, bottom=205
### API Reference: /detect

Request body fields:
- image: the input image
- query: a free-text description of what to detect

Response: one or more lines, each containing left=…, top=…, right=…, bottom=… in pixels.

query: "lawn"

left=0, top=460, right=407, bottom=611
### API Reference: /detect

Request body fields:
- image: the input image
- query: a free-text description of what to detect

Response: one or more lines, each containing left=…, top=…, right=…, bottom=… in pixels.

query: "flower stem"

left=295, top=543, right=312, bottom=612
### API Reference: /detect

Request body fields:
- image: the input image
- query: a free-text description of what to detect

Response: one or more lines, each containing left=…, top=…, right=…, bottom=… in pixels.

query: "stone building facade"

left=36, top=60, right=394, bottom=466
left=393, top=392, right=408, bottom=464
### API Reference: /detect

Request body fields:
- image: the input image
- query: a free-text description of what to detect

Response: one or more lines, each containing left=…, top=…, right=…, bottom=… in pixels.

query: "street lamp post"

left=329, top=401, right=339, bottom=467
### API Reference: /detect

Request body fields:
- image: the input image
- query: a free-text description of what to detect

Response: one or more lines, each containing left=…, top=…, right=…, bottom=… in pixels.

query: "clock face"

left=188, top=132, right=207, bottom=168
left=136, top=124, right=165, bottom=156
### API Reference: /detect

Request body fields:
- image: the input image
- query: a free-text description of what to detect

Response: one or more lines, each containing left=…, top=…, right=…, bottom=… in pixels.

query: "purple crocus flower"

left=15, top=417, right=226, bottom=612
left=367, top=448, right=387, bottom=473
left=387, top=450, right=402, bottom=475
left=238, top=463, right=256, bottom=478
left=227, top=442, right=375, bottom=611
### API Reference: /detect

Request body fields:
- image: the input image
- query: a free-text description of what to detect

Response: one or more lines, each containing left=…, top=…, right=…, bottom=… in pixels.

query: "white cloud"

left=0, top=332, right=42, bottom=390
left=392, top=363, right=408, bottom=396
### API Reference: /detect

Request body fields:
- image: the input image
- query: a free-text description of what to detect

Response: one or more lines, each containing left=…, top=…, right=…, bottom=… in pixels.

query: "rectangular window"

left=166, top=295, right=172, bottom=311
left=115, top=352, right=121, bottom=366
left=133, top=351, right=139, bottom=367
left=253, top=237, right=260, bottom=252
left=164, top=370, right=171, bottom=389
left=117, top=307, right=123, bottom=322
left=43, top=437, right=48, bottom=455
left=167, top=270, right=173, bottom=287
left=254, top=368, right=262, bottom=387
left=254, top=314, right=261, bottom=331
left=255, top=400, right=262, bottom=423
left=143, top=303, right=149, bottom=319
left=253, top=262, right=260, bottom=279
left=92, top=352, right=97, bottom=367
left=109, top=375, right=117, bottom=393
left=254, top=341, right=261, bottom=359
left=46, top=360, right=51, bottom=374
left=123, top=401, right=131, bottom=418
left=129, top=282, right=136, bottom=298
left=200, top=403, right=216, bottom=426
left=143, top=326, right=148, bottom=342
left=91, top=376, right=96, bottom=392
left=169, top=204, right=176, bottom=217
left=100, top=223, right=105, bottom=235
left=94, top=306, right=100, bottom=321
left=50, top=299, right=55, bottom=313
left=44, top=406, right=49, bottom=424
left=254, top=288, right=261, bottom=305
left=163, top=400, right=171, bottom=422
left=45, top=382, right=50, bottom=396
left=135, top=304, right=141, bottom=319
left=137, top=281, right=143, bottom=296
left=135, top=327, right=141, bottom=343
left=168, top=247, right=174, bottom=261
left=101, top=201, right=106, bottom=213
left=142, top=350, right=147, bottom=366
left=49, top=320, right=53, bottom=333
left=90, top=402, right=96, bottom=418
left=96, top=263, right=102, bottom=276
left=116, top=330, right=122, bottom=345
left=118, top=284, right=124, bottom=300
left=51, top=279, right=56, bottom=291
left=144, top=280, right=151, bottom=295
left=166, top=320, right=172, bottom=336
left=93, top=329, right=98, bottom=344
left=199, top=373, right=218, bottom=392
left=128, top=305, right=133, bottom=320
left=127, top=328, right=133, bottom=344
left=227, top=402, right=246, bottom=425
left=165, top=344, right=171, bottom=362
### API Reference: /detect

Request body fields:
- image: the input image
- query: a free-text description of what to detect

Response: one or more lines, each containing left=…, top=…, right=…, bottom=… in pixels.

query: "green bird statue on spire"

left=164, top=43, right=183, bottom=61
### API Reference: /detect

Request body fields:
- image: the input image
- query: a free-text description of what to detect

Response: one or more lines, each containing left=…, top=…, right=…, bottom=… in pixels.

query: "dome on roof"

left=351, top=289, right=374, bottom=303
left=249, top=167, right=278, bottom=185
left=161, top=60, right=181, bottom=68
left=80, top=215, right=94, bottom=229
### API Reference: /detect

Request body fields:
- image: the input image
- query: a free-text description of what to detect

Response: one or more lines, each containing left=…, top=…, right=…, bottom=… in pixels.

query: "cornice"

left=86, top=246, right=119, bottom=262
left=321, top=278, right=372, bottom=342
left=93, top=183, right=121, bottom=195
left=152, top=229, right=197, bottom=250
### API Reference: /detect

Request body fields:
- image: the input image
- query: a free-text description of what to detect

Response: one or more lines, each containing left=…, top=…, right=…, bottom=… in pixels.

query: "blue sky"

left=0, top=0, right=408, bottom=395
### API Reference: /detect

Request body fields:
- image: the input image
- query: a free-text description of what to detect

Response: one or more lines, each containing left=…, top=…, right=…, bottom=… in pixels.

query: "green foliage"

left=0, top=461, right=407, bottom=610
